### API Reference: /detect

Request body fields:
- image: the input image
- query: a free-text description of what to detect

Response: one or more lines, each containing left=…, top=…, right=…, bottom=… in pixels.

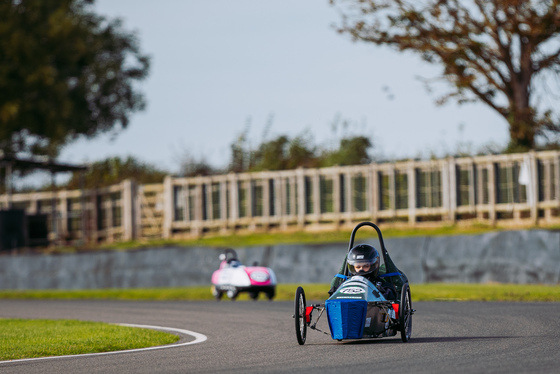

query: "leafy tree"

left=177, top=151, right=217, bottom=177
left=64, top=156, right=167, bottom=190
left=0, top=0, right=150, bottom=158
left=227, top=122, right=374, bottom=173
left=321, top=136, right=372, bottom=167
left=251, top=135, right=290, bottom=171
left=230, top=132, right=318, bottom=172
left=229, top=129, right=250, bottom=173
left=260, top=133, right=319, bottom=171
left=330, top=0, right=560, bottom=151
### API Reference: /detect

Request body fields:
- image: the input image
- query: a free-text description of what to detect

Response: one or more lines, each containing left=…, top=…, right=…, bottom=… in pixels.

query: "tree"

left=229, top=132, right=320, bottom=172
left=321, top=136, right=372, bottom=167
left=177, top=151, right=217, bottom=177
left=329, top=0, right=560, bottom=151
left=251, top=135, right=290, bottom=171
left=64, top=156, right=167, bottom=190
left=229, top=129, right=250, bottom=173
left=0, top=0, right=150, bottom=158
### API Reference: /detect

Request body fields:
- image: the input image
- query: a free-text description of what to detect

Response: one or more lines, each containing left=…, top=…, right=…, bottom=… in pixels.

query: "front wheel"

left=399, top=283, right=412, bottom=342
left=294, top=286, right=307, bottom=345
left=226, top=289, right=238, bottom=300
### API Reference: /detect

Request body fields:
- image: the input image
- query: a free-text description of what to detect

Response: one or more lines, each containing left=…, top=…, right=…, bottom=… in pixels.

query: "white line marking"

left=0, top=323, right=207, bottom=364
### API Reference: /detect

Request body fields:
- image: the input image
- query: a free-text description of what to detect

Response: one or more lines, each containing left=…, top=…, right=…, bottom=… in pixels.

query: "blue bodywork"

left=325, top=276, right=387, bottom=340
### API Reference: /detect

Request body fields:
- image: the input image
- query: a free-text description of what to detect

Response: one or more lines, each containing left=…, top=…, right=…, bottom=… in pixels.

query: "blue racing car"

left=293, top=221, right=414, bottom=344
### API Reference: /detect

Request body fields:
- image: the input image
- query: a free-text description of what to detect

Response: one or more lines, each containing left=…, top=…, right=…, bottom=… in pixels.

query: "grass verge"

left=0, top=319, right=179, bottom=361
left=1, top=283, right=559, bottom=302
left=49, top=222, right=506, bottom=253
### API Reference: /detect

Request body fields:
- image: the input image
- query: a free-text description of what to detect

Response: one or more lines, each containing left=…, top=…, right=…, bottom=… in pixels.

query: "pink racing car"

left=211, top=249, right=277, bottom=300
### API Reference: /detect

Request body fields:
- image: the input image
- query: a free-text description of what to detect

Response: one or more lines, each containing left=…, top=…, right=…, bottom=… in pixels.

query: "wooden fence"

left=1, top=150, right=559, bottom=246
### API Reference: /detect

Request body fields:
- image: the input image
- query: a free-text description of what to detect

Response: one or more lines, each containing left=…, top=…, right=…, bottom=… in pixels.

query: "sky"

left=58, top=0, right=509, bottom=175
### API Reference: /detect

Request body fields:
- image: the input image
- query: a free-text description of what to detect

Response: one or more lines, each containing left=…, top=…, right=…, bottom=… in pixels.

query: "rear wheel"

left=294, top=286, right=307, bottom=345
left=211, top=286, right=223, bottom=301
left=399, top=283, right=412, bottom=342
left=249, top=292, right=259, bottom=301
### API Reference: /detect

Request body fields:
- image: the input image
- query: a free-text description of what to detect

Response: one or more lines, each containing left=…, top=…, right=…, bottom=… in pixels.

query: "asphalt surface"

left=1, top=299, right=559, bottom=373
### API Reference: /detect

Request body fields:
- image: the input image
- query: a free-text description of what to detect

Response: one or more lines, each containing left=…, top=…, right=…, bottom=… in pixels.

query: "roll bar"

left=345, top=221, right=389, bottom=276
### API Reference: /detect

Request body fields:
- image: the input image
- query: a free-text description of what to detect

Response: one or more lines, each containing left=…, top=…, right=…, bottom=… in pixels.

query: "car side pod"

left=325, top=276, right=389, bottom=340
left=325, top=298, right=367, bottom=340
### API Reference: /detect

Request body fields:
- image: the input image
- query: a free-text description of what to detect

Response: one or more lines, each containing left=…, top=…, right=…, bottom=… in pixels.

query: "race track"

left=1, top=299, right=559, bottom=373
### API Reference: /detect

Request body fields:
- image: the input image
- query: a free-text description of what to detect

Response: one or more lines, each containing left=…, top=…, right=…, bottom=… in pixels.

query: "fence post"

left=369, top=164, right=378, bottom=223
left=488, top=161, right=497, bottom=225
left=407, top=161, right=416, bottom=225
left=228, top=173, right=239, bottom=228
left=106, top=189, right=114, bottom=243
left=344, top=170, right=352, bottom=223
left=162, top=175, right=173, bottom=239
left=134, top=184, right=143, bottom=241
left=447, top=157, right=457, bottom=223
left=333, top=167, right=341, bottom=219
left=274, top=175, right=282, bottom=222
left=59, top=190, right=69, bottom=241
left=555, top=152, right=560, bottom=213
left=263, top=174, right=270, bottom=225
left=246, top=178, right=255, bottom=230
left=89, top=188, right=98, bottom=243
left=290, top=175, right=297, bottom=220
left=121, top=179, right=136, bottom=241
left=389, top=164, right=396, bottom=218
left=528, top=151, right=538, bottom=224
left=296, top=168, right=305, bottom=228
left=193, top=178, right=204, bottom=236
left=279, top=175, right=288, bottom=229
left=468, top=159, right=476, bottom=215
left=312, top=169, right=320, bottom=224
left=219, top=178, right=228, bottom=232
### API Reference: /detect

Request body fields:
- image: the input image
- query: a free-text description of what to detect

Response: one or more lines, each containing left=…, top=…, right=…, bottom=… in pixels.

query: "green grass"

left=410, top=283, right=560, bottom=302
left=0, top=319, right=179, bottom=361
left=283, top=283, right=560, bottom=303
left=1, top=283, right=559, bottom=302
left=48, top=222, right=504, bottom=253
left=117, top=223, right=499, bottom=248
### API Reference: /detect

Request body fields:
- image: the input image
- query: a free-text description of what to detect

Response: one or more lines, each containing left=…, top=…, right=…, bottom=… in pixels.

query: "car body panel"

left=211, top=249, right=277, bottom=300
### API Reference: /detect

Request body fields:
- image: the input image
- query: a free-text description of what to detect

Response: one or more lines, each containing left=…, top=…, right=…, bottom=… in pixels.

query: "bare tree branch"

left=330, top=0, right=560, bottom=150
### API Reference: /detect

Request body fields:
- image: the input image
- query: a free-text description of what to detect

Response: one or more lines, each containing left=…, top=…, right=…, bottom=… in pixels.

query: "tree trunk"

left=507, top=107, right=535, bottom=151
left=507, top=58, right=534, bottom=152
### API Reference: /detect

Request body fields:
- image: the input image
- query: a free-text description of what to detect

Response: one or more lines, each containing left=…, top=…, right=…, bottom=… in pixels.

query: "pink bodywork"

left=244, top=266, right=274, bottom=286
left=211, top=260, right=274, bottom=286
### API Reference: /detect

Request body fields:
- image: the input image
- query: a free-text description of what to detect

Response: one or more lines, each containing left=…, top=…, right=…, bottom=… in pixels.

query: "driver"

left=228, top=259, right=241, bottom=268
left=335, top=244, right=396, bottom=300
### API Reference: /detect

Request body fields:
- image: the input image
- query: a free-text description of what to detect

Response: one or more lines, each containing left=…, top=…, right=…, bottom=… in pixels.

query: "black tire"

left=294, top=286, right=307, bottom=345
left=266, top=289, right=275, bottom=301
left=249, top=292, right=259, bottom=301
left=399, top=283, right=412, bottom=342
left=211, top=286, right=223, bottom=301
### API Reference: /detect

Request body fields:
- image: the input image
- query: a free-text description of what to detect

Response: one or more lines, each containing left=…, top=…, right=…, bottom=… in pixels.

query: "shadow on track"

left=338, top=335, right=522, bottom=345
